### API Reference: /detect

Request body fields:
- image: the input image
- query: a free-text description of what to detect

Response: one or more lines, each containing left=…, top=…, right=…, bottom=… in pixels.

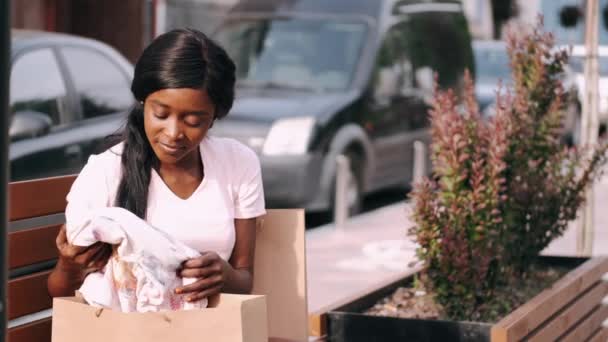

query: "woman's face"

left=143, top=88, right=216, bottom=166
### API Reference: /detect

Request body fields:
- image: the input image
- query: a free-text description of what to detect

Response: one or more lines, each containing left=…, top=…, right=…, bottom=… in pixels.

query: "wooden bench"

left=7, top=175, right=309, bottom=341
left=492, top=257, right=608, bottom=342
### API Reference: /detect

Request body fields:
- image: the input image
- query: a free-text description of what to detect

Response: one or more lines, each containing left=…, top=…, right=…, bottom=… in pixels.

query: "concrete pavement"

left=305, top=202, right=417, bottom=315
left=543, top=175, right=608, bottom=257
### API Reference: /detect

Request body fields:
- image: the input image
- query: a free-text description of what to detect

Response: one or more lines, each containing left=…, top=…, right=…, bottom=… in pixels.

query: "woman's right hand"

left=48, top=225, right=114, bottom=297
left=55, top=225, right=113, bottom=279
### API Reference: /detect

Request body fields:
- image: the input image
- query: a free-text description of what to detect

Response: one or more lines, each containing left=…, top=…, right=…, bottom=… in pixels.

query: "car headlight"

left=262, top=117, right=316, bottom=156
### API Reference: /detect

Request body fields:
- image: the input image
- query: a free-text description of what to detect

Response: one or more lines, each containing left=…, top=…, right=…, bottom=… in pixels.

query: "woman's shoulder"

left=67, top=142, right=123, bottom=203
left=86, top=142, right=124, bottom=169
left=204, top=136, right=260, bottom=167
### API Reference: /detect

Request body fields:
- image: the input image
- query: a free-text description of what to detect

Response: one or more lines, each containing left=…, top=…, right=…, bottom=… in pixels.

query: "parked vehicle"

left=565, top=45, right=608, bottom=138
left=164, top=0, right=236, bottom=36
left=472, top=40, right=512, bottom=114
left=209, top=0, right=474, bottom=213
left=9, top=30, right=134, bottom=181
left=518, top=0, right=608, bottom=136
left=473, top=39, right=581, bottom=145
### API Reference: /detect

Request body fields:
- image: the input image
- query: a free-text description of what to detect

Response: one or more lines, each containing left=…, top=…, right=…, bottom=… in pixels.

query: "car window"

left=392, top=11, right=473, bottom=92
left=10, top=48, right=67, bottom=126
left=61, top=47, right=133, bottom=119
left=372, top=28, right=403, bottom=103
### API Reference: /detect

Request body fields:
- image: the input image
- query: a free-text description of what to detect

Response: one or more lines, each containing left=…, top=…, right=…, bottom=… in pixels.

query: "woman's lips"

left=158, top=142, right=185, bottom=155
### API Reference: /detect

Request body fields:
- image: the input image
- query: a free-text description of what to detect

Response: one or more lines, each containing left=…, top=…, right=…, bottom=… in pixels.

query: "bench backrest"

left=491, top=257, right=608, bottom=342
left=7, top=175, right=308, bottom=342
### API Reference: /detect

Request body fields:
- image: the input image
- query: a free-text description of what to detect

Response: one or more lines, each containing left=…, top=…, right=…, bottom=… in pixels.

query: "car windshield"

left=541, top=0, right=608, bottom=45
left=214, top=17, right=368, bottom=91
left=473, top=44, right=512, bottom=83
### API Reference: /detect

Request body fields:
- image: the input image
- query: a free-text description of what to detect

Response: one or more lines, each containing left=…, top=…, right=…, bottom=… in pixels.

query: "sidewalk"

left=543, top=175, right=608, bottom=257
left=305, top=202, right=417, bottom=315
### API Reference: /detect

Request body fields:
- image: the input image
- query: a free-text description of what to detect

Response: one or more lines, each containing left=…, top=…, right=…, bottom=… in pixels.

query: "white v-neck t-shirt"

left=65, top=136, right=266, bottom=261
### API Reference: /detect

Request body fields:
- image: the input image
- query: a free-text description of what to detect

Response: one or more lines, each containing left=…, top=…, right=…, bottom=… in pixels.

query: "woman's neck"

left=158, top=148, right=203, bottom=178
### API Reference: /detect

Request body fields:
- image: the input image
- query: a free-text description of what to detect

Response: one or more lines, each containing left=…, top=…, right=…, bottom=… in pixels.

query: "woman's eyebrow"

left=188, top=110, right=212, bottom=116
left=149, top=100, right=210, bottom=116
left=149, top=99, right=170, bottom=108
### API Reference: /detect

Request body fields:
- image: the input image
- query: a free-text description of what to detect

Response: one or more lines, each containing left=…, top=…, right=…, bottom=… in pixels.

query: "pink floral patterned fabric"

left=66, top=207, right=207, bottom=312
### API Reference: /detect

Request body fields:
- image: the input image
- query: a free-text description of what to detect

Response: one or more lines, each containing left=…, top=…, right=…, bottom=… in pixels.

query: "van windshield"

left=214, top=17, right=368, bottom=91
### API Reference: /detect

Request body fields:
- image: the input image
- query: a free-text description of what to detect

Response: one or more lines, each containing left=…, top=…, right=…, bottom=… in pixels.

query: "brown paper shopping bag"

left=252, top=209, right=308, bottom=341
left=51, top=294, right=267, bottom=342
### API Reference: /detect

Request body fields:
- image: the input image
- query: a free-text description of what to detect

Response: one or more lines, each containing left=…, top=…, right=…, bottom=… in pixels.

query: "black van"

left=208, top=0, right=474, bottom=213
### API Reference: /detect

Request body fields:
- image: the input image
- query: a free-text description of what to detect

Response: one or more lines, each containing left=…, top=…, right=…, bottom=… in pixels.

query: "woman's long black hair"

left=115, top=28, right=236, bottom=219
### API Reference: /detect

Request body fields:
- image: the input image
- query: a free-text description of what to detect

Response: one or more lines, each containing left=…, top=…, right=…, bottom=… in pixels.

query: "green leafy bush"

left=410, top=20, right=608, bottom=320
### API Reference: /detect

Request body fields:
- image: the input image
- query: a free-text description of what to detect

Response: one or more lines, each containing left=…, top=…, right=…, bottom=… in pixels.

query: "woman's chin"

left=153, top=148, right=186, bottom=164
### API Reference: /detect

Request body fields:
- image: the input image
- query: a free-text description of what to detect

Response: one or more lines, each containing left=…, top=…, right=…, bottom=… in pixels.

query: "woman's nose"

left=165, top=118, right=184, bottom=140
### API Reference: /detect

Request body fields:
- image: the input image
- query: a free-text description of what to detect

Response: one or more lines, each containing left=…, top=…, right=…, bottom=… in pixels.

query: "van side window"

left=10, top=48, right=67, bottom=126
left=372, top=28, right=402, bottom=104
left=374, top=22, right=428, bottom=102
left=60, top=47, right=133, bottom=119
left=388, top=20, right=434, bottom=100
left=397, top=11, right=473, bottom=91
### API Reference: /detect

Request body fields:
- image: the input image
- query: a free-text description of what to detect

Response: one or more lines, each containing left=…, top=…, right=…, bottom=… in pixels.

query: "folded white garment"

left=66, top=206, right=207, bottom=312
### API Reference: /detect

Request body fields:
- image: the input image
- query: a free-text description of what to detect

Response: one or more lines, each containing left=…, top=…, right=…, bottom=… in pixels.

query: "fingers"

left=59, top=243, right=89, bottom=261
left=178, top=263, right=221, bottom=278
left=56, top=225, right=99, bottom=260
left=184, top=284, right=223, bottom=303
left=82, top=264, right=105, bottom=277
left=175, top=275, right=224, bottom=295
left=75, top=244, right=113, bottom=276
left=175, top=252, right=227, bottom=303
left=181, top=252, right=218, bottom=269
left=73, top=243, right=109, bottom=266
left=55, top=225, right=67, bottom=248
left=87, top=244, right=113, bottom=268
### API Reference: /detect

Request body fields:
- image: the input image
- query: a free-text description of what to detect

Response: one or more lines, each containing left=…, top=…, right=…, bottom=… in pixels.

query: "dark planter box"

left=326, top=256, right=604, bottom=342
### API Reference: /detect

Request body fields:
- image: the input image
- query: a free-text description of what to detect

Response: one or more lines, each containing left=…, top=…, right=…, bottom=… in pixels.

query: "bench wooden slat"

left=9, top=175, right=76, bottom=221
left=9, top=224, right=61, bottom=270
left=560, top=304, right=608, bottom=342
left=8, top=270, right=52, bottom=320
left=528, top=281, right=608, bottom=341
left=491, top=257, right=608, bottom=342
left=7, top=317, right=51, bottom=342
left=587, top=327, right=608, bottom=342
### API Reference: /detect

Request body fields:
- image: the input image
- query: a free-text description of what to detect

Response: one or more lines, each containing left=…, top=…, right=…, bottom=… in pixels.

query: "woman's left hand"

left=175, top=251, right=231, bottom=302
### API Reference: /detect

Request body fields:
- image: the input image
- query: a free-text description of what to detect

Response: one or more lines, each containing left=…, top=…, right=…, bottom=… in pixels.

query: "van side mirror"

left=560, top=5, right=582, bottom=28
left=9, top=110, right=53, bottom=141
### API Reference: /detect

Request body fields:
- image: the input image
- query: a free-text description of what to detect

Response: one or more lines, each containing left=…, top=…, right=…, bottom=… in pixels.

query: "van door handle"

left=64, top=145, right=82, bottom=158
